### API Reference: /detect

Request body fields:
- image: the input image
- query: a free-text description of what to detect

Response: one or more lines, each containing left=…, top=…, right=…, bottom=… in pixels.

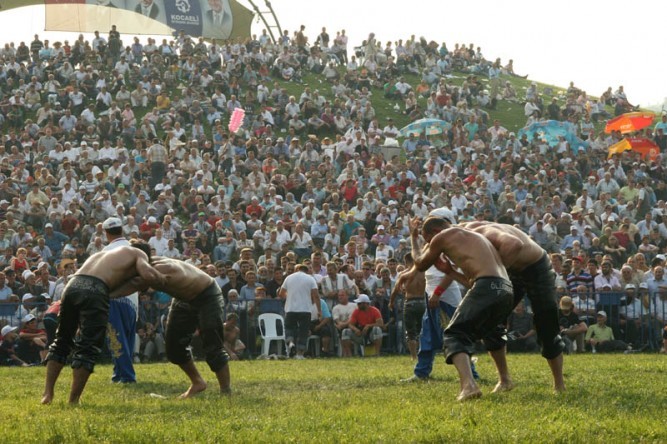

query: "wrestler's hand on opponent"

left=434, top=255, right=453, bottom=274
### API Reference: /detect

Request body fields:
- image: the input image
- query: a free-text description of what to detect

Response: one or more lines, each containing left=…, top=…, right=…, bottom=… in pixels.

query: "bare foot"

left=41, top=393, right=53, bottom=405
left=178, top=381, right=207, bottom=399
left=491, top=380, right=515, bottom=394
left=457, top=387, right=482, bottom=402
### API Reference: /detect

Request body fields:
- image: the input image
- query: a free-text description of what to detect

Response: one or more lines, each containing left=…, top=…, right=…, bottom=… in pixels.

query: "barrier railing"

left=570, top=290, right=666, bottom=351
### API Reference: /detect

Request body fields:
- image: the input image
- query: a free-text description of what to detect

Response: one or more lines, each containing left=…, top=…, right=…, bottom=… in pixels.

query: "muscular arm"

left=389, top=271, right=408, bottom=309
left=410, top=216, right=423, bottom=259
left=135, top=253, right=168, bottom=288
left=109, top=276, right=148, bottom=299
left=413, top=233, right=445, bottom=272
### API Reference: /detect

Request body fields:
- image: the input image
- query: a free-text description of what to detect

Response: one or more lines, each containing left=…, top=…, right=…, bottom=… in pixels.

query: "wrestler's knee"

left=482, top=325, right=507, bottom=352
left=165, top=337, right=191, bottom=365
left=443, top=330, right=475, bottom=364
left=206, top=350, right=229, bottom=373
left=541, top=334, right=566, bottom=359
left=71, top=356, right=96, bottom=373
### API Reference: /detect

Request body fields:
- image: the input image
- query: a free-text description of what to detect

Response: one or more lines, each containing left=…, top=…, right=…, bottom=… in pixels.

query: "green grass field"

left=3, top=353, right=666, bottom=443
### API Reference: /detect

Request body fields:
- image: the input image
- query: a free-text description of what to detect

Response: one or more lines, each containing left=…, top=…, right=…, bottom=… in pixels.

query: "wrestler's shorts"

left=443, top=277, right=514, bottom=364
left=404, top=298, right=426, bottom=341
left=165, top=281, right=229, bottom=372
left=46, top=275, right=110, bottom=373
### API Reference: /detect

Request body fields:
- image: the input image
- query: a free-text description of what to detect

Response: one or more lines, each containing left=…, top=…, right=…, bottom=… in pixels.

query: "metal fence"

left=569, top=290, right=666, bottom=351
left=3, top=290, right=664, bottom=363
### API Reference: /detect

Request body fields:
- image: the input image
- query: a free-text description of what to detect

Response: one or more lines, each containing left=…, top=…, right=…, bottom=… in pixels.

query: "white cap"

left=148, top=216, right=157, bottom=224
left=22, top=313, right=36, bottom=323
left=1, top=325, right=17, bottom=337
left=45, top=223, right=53, bottom=229
left=354, top=294, right=371, bottom=304
left=103, top=217, right=123, bottom=230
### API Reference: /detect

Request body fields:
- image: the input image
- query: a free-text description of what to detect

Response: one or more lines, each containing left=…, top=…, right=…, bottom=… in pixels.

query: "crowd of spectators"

left=1, top=24, right=667, bottom=365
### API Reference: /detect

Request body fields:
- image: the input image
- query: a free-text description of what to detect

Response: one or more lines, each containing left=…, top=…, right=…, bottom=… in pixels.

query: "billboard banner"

left=42, top=0, right=253, bottom=40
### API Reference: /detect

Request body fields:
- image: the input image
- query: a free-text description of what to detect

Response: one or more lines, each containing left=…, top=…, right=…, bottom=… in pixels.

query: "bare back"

left=150, top=257, right=215, bottom=301
left=76, top=247, right=149, bottom=290
left=461, top=221, right=544, bottom=271
left=435, top=227, right=509, bottom=281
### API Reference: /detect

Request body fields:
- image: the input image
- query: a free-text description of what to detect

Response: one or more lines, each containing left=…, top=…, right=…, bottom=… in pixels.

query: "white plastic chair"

left=258, top=313, right=287, bottom=356
left=306, top=335, right=321, bottom=357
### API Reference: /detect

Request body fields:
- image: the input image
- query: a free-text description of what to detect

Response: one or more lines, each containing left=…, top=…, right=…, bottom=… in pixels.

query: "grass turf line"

left=2, top=353, right=666, bottom=443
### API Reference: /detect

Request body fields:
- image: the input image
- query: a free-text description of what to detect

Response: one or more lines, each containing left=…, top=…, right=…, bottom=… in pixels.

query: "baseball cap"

left=45, top=223, right=53, bottom=229
left=354, top=294, right=371, bottom=304
left=22, top=313, right=36, bottom=323
left=597, top=310, right=607, bottom=317
left=102, top=217, right=122, bottom=230
left=148, top=216, right=157, bottom=224
left=1, top=325, right=17, bottom=337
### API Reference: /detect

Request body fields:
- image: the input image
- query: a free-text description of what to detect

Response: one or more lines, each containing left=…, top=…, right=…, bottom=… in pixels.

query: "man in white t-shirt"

left=148, top=229, right=169, bottom=256
left=279, top=265, right=320, bottom=359
left=332, top=291, right=357, bottom=357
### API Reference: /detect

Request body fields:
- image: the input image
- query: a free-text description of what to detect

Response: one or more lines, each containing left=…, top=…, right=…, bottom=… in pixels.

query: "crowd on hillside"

left=1, top=24, right=667, bottom=366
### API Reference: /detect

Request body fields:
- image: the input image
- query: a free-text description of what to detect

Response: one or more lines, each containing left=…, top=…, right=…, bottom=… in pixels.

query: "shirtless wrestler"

left=42, top=246, right=167, bottom=404
left=113, top=245, right=231, bottom=399
left=412, top=217, right=514, bottom=401
left=461, top=221, right=566, bottom=392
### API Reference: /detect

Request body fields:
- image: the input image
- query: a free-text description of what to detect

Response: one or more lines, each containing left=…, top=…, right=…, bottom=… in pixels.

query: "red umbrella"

left=607, top=137, right=660, bottom=161
left=605, top=112, right=655, bottom=134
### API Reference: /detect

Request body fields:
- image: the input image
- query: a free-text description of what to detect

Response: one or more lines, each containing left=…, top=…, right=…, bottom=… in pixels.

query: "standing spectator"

left=279, top=264, right=320, bottom=360
left=147, top=138, right=167, bottom=189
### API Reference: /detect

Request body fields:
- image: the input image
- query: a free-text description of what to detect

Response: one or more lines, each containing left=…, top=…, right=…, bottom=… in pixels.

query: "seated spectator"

left=585, top=310, right=630, bottom=352
left=0, top=325, right=28, bottom=366
left=223, top=312, right=245, bottom=360
left=558, top=296, right=588, bottom=353
left=18, top=313, right=47, bottom=364
left=309, top=296, right=333, bottom=356
left=506, top=301, right=538, bottom=353
left=342, top=294, right=384, bottom=356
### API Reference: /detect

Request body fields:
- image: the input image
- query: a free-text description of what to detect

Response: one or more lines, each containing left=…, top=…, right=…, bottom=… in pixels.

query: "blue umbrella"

left=517, top=120, right=589, bottom=153
left=398, top=118, right=452, bottom=137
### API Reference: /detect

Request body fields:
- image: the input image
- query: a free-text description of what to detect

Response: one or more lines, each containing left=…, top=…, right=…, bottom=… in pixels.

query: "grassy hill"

left=276, top=68, right=574, bottom=134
